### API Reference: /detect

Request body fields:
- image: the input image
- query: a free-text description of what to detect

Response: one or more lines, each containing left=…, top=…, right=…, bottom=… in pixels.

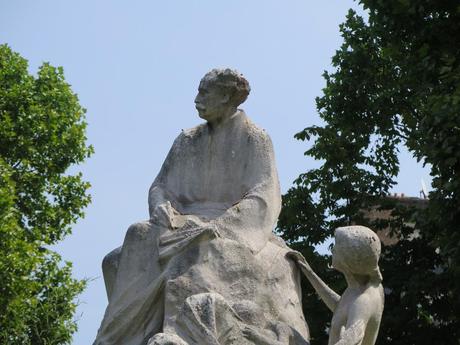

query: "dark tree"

left=278, top=1, right=460, bottom=344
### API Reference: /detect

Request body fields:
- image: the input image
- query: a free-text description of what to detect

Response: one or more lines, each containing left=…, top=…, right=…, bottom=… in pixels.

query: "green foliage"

left=278, top=1, right=460, bottom=344
left=0, top=44, right=92, bottom=344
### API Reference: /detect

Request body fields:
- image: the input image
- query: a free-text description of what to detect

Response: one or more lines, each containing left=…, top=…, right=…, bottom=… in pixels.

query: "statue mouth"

left=195, top=104, right=206, bottom=111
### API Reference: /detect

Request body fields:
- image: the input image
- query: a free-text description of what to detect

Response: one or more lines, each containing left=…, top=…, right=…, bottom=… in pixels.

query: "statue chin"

left=197, top=109, right=222, bottom=123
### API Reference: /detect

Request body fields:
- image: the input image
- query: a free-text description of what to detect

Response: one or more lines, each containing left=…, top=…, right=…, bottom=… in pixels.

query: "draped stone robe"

left=94, top=111, right=310, bottom=345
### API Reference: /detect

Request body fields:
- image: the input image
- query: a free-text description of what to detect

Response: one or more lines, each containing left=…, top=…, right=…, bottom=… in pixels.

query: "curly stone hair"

left=200, top=68, right=251, bottom=107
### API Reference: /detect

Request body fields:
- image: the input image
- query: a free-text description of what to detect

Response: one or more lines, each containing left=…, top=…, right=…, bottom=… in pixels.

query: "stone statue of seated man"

left=93, top=69, right=310, bottom=345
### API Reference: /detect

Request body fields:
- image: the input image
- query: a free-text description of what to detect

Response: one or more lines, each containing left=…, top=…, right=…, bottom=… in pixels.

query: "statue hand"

left=242, top=325, right=259, bottom=341
left=286, top=251, right=312, bottom=271
left=152, top=201, right=178, bottom=228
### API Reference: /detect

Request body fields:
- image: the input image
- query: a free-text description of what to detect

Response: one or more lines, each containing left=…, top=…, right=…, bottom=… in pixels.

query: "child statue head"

left=332, top=225, right=382, bottom=283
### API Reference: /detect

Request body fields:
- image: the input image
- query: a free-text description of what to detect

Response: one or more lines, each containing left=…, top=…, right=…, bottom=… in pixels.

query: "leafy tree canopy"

left=0, top=44, right=92, bottom=344
left=278, top=1, right=460, bottom=344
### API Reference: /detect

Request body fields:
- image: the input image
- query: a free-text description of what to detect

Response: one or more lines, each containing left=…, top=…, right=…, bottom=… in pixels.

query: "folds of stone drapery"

left=157, top=230, right=310, bottom=344
left=148, top=124, right=282, bottom=254
left=149, top=291, right=310, bottom=345
left=94, top=215, right=310, bottom=345
left=207, top=178, right=280, bottom=254
left=94, top=114, right=309, bottom=344
left=94, top=221, right=166, bottom=345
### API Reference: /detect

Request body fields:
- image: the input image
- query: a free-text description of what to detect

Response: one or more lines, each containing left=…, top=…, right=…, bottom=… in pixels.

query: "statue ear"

left=220, top=92, right=231, bottom=105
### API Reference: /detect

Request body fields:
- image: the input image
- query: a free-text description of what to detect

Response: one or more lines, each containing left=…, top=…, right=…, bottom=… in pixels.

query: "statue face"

left=331, top=239, right=347, bottom=273
left=194, top=82, right=231, bottom=122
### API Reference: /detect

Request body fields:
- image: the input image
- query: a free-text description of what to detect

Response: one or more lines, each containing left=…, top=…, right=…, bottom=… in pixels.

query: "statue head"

left=332, top=225, right=382, bottom=282
left=194, top=68, right=250, bottom=123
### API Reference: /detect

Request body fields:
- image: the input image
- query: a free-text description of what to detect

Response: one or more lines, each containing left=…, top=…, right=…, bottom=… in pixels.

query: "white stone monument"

left=287, top=225, right=384, bottom=345
left=93, top=69, right=310, bottom=345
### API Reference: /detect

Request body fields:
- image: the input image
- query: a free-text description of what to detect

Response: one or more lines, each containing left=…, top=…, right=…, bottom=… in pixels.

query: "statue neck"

left=207, top=108, right=240, bottom=130
left=344, top=272, right=372, bottom=288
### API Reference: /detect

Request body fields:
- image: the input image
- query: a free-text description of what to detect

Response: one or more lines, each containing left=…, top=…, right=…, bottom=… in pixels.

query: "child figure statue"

left=287, top=225, right=384, bottom=345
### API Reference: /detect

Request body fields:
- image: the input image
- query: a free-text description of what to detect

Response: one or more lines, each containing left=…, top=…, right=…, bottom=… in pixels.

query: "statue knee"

left=125, top=221, right=151, bottom=242
left=102, top=246, right=122, bottom=301
left=147, top=333, right=188, bottom=345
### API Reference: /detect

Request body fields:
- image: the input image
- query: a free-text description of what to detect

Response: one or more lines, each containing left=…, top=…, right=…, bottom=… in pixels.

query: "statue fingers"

left=241, top=325, right=258, bottom=340
left=285, top=250, right=307, bottom=263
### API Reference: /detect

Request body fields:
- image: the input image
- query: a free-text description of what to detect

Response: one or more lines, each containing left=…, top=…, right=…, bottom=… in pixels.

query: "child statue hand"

left=286, top=250, right=313, bottom=272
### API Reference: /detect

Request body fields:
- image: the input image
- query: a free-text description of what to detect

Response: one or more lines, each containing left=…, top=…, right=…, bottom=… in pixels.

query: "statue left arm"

left=208, top=133, right=281, bottom=253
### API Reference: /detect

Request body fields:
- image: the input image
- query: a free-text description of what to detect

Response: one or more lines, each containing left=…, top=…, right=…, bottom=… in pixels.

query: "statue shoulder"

left=170, top=123, right=207, bottom=148
left=243, top=117, right=274, bottom=150
left=180, top=123, right=207, bottom=140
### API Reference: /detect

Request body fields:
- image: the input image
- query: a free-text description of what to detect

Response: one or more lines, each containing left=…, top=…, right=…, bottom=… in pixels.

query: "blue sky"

left=0, top=1, right=430, bottom=344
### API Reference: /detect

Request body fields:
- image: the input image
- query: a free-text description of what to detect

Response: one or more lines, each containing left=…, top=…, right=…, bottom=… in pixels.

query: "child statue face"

left=331, top=238, right=348, bottom=273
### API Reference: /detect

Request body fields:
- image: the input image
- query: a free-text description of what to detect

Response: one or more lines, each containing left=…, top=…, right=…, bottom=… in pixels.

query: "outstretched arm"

left=286, top=251, right=340, bottom=312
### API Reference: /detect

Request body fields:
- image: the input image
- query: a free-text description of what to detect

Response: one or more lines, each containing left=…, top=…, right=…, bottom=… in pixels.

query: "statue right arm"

left=148, top=183, right=170, bottom=219
left=148, top=133, right=184, bottom=221
left=287, top=251, right=340, bottom=312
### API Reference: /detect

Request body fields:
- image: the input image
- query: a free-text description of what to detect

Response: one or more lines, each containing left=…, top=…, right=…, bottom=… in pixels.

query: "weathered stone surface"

left=288, top=226, right=384, bottom=345
left=93, top=69, right=310, bottom=345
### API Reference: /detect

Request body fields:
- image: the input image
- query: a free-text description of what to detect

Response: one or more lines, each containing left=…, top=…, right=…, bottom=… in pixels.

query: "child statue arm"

left=286, top=251, right=340, bottom=312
